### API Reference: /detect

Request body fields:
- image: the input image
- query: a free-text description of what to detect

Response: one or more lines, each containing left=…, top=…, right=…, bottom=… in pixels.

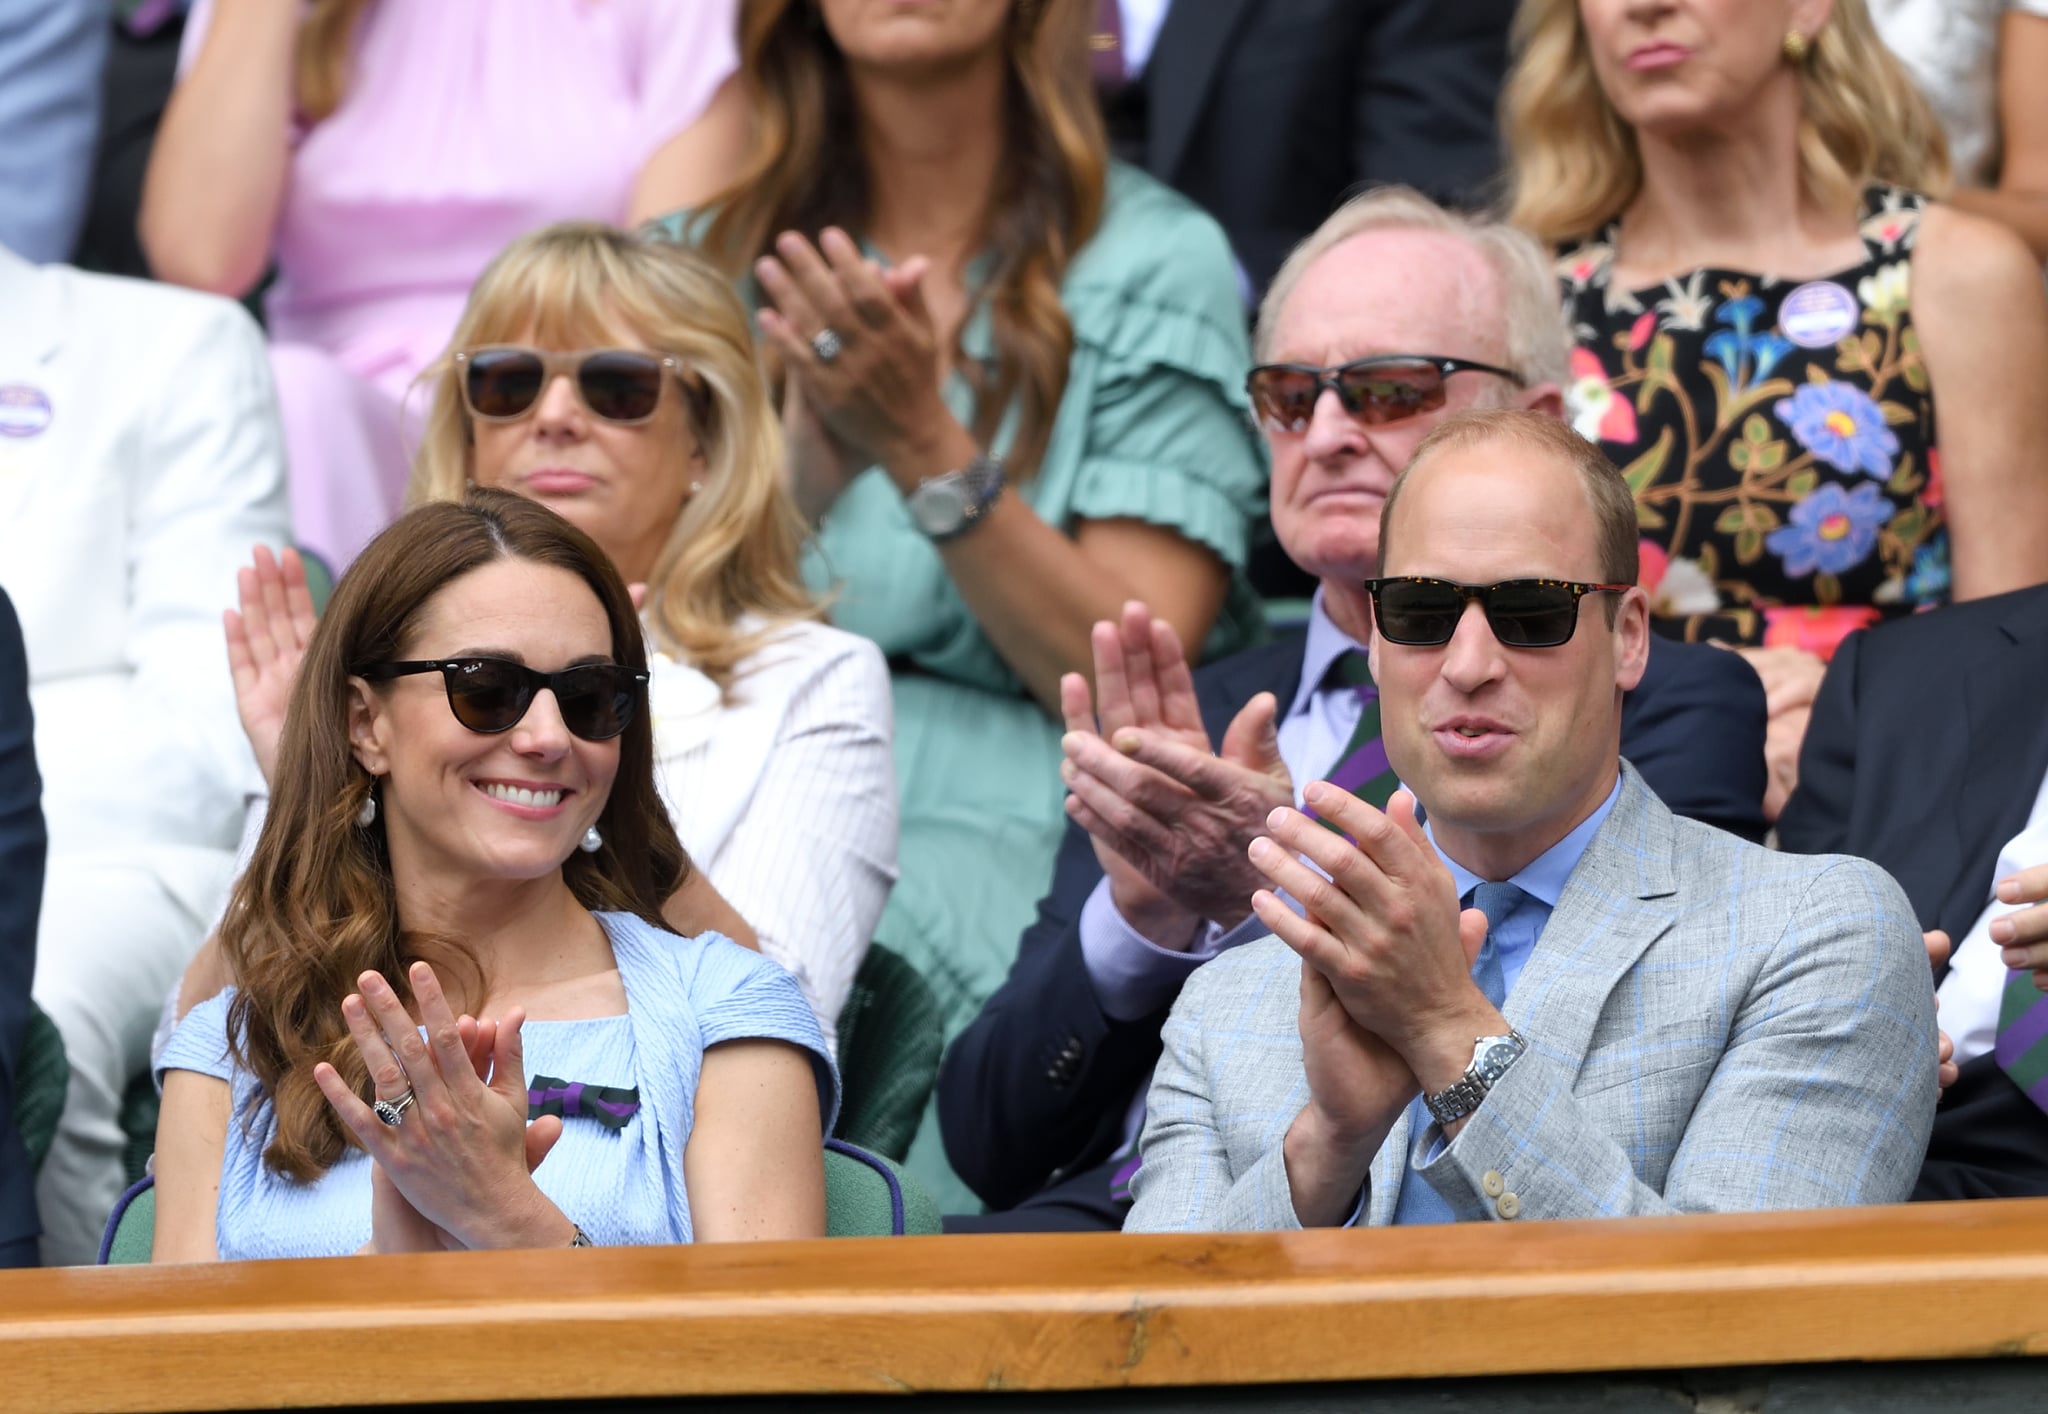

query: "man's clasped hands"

left=1059, top=603, right=1509, bottom=1225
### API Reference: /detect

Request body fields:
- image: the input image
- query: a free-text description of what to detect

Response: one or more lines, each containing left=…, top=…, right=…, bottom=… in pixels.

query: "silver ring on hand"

left=373, top=1091, right=416, bottom=1127
left=811, top=328, right=844, bottom=364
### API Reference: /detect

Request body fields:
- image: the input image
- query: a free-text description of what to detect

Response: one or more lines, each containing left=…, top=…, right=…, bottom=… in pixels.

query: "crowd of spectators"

left=1, top=0, right=2046, bottom=1271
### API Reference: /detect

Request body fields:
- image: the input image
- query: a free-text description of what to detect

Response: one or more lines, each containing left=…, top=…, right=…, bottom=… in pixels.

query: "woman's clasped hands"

left=311, top=960, right=574, bottom=1254
left=754, top=227, right=961, bottom=504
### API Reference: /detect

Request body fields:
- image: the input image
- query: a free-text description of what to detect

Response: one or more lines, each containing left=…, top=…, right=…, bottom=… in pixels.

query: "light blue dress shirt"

left=1384, top=777, right=1624, bottom=1225
left=0, top=0, right=110, bottom=262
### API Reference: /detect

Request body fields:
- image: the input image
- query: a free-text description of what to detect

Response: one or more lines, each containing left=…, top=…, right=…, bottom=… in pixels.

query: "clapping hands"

left=313, top=962, right=571, bottom=1254
left=223, top=544, right=318, bottom=786
left=1058, top=602, right=1293, bottom=946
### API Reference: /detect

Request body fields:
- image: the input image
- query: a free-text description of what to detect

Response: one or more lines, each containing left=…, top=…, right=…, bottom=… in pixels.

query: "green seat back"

left=105, top=1182, right=154, bottom=1265
left=103, top=1144, right=938, bottom=1262
left=831, top=943, right=942, bottom=1162
left=823, top=1142, right=940, bottom=1237
left=17, top=1003, right=68, bottom=1173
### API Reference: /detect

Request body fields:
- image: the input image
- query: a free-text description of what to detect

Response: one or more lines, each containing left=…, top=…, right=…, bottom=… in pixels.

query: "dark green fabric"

left=823, top=1147, right=940, bottom=1238
left=120, top=1069, right=160, bottom=1189
left=831, top=944, right=942, bottom=1163
left=18, top=1004, right=67, bottom=1173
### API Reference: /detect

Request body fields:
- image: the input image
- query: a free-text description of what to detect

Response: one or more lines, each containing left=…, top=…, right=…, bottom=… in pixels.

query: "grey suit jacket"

left=1125, top=765, right=1938, bottom=1231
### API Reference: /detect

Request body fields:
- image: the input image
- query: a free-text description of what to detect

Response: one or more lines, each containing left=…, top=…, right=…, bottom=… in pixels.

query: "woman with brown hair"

left=153, top=492, right=834, bottom=1260
left=652, top=0, right=1265, bottom=1205
left=1505, top=0, right=2048, bottom=817
left=139, top=0, right=744, bottom=574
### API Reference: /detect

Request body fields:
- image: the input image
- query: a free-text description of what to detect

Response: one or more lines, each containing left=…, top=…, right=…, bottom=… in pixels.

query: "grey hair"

left=1254, top=186, right=1571, bottom=391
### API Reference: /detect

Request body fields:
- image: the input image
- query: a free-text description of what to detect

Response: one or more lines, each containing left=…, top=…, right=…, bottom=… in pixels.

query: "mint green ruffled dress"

left=654, top=163, right=1266, bottom=1211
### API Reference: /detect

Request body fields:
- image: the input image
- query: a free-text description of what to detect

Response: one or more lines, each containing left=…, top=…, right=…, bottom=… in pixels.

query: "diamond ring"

left=811, top=328, right=844, bottom=364
left=373, top=1091, right=417, bottom=1127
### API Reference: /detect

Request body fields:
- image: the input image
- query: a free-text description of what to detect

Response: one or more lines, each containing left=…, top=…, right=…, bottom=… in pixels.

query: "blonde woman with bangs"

left=1506, top=0, right=2048, bottom=818
left=651, top=0, right=1265, bottom=1213
left=180, top=225, right=897, bottom=1054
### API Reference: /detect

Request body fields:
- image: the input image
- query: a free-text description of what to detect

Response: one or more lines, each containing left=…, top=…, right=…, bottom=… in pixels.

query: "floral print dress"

left=1559, top=187, right=1945, bottom=657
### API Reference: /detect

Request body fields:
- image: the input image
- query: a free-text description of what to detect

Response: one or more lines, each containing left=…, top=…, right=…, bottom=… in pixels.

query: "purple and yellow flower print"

left=1765, top=481, right=1891, bottom=577
left=1773, top=381, right=1898, bottom=478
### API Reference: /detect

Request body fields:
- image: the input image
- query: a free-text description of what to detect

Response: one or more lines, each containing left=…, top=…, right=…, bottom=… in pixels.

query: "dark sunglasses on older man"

left=1363, top=577, right=1633, bottom=649
left=360, top=658, right=649, bottom=741
left=1246, top=355, right=1524, bottom=432
left=455, top=346, right=689, bottom=425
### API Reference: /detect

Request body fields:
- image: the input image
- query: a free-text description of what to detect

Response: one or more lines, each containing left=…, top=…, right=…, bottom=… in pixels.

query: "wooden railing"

left=5, top=1199, right=2048, bottom=1412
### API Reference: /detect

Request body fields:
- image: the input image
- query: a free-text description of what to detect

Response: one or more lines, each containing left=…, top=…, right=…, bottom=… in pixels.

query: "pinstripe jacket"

left=1125, top=765, right=1939, bottom=1231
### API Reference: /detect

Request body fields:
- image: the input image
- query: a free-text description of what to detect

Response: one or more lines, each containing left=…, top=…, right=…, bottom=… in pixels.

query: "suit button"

left=1481, top=1170, right=1505, bottom=1198
left=1496, top=1192, right=1521, bottom=1220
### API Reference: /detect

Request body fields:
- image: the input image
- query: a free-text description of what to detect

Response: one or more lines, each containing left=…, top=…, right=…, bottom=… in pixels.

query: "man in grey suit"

left=1126, top=409, right=1939, bottom=1231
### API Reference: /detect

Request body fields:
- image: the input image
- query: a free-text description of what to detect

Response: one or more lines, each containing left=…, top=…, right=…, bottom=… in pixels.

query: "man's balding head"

left=1254, top=188, right=1570, bottom=591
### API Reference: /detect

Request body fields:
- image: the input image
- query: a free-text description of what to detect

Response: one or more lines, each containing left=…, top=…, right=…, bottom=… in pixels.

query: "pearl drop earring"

left=580, top=825, right=603, bottom=853
left=355, top=791, right=378, bottom=827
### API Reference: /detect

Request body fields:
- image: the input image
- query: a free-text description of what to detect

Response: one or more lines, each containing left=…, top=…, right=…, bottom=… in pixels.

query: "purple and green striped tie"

left=1310, top=651, right=1402, bottom=830
left=1995, top=969, right=2048, bottom=1113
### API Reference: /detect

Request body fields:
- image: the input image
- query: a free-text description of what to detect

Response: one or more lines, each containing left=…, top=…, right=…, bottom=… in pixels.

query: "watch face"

left=911, top=479, right=971, bottom=535
left=1477, top=1041, right=1520, bottom=1080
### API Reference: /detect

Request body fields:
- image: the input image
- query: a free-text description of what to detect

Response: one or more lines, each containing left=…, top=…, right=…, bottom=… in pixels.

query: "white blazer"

left=0, top=246, right=289, bottom=918
left=648, top=615, right=897, bottom=1048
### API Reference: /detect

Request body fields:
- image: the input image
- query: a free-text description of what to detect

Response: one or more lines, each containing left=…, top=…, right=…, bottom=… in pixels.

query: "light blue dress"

left=156, top=912, right=838, bottom=1261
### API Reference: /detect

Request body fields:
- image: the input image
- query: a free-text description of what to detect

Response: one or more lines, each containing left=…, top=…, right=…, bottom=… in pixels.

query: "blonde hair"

left=1503, top=0, right=1950, bottom=244
left=294, top=0, right=372, bottom=123
left=412, top=223, right=819, bottom=695
left=692, top=0, right=1108, bottom=480
left=1257, top=186, right=1570, bottom=390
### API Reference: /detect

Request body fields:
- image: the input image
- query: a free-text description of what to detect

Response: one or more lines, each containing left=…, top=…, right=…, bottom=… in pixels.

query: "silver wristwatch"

left=904, top=453, right=1005, bottom=541
left=1423, top=1029, right=1526, bottom=1127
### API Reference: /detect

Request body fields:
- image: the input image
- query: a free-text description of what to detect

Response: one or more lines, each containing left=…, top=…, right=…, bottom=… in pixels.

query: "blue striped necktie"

left=1389, top=882, right=1524, bottom=1226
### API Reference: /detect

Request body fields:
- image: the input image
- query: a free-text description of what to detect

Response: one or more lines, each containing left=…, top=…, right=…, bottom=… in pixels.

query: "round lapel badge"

left=0, top=385, right=53, bottom=439
left=1778, top=281, right=1863, bottom=350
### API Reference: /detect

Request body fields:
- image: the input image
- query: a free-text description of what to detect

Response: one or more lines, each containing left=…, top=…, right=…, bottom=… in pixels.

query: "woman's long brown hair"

left=697, top=0, right=1108, bottom=479
left=221, top=490, right=690, bottom=1182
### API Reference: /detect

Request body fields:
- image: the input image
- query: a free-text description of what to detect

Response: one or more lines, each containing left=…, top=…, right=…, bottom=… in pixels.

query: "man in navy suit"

left=937, top=189, right=1769, bottom=1231
left=0, top=587, right=47, bottom=1266
left=1779, top=583, right=2048, bottom=1201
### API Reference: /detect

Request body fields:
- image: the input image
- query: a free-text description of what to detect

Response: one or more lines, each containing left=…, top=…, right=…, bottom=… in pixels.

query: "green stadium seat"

left=17, top=1003, right=68, bottom=1173
left=830, top=943, right=942, bottom=1163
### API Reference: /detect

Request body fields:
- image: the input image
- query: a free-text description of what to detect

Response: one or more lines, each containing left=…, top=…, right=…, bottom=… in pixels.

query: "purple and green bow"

left=527, top=1076, right=640, bottom=1131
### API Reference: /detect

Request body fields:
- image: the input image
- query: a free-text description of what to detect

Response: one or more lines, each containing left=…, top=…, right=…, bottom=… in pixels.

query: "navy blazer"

left=938, top=633, right=1768, bottom=1221
left=0, top=587, right=46, bottom=1261
left=1130, top=0, right=1513, bottom=295
left=1779, top=583, right=2048, bottom=1200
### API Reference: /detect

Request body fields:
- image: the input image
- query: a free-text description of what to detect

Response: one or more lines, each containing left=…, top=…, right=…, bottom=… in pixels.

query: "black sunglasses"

left=455, top=346, right=698, bottom=425
left=1363, top=577, right=1633, bottom=648
left=359, top=658, right=649, bottom=741
left=1246, top=355, right=1524, bottom=432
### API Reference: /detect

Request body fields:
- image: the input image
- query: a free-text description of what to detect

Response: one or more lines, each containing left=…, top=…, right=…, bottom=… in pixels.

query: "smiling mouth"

left=480, top=783, right=565, bottom=809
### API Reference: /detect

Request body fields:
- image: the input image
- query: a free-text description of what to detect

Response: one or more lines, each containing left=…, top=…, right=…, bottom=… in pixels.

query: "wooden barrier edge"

left=3, top=1198, right=2046, bottom=1412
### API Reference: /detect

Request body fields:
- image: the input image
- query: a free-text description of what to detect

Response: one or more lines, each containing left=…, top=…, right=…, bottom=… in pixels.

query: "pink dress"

left=178, top=0, right=738, bottom=571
